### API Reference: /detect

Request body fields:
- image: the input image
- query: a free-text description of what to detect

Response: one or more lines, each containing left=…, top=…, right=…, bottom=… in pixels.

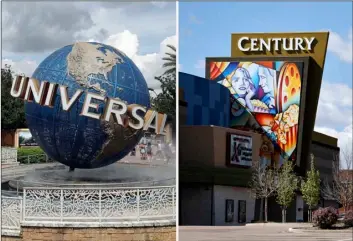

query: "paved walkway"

left=179, top=225, right=353, bottom=241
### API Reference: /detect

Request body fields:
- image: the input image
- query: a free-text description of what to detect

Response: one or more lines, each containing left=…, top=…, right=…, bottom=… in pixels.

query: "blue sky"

left=179, top=2, right=352, bottom=155
left=179, top=2, right=352, bottom=86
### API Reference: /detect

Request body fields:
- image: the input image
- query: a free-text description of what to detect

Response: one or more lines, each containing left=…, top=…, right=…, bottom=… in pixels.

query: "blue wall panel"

left=179, top=72, right=230, bottom=127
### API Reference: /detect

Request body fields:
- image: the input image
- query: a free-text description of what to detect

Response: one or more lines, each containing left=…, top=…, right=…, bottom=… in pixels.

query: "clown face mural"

left=208, top=60, right=303, bottom=162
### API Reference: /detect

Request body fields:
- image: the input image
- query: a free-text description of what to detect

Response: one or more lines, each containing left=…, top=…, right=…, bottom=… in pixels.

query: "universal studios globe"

left=25, top=42, right=150, bottom=169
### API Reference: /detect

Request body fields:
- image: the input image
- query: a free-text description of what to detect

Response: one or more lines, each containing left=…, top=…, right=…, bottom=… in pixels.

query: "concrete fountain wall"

left=3, top=226, right=176, bottom=241
left=1, top=147, right=19, bottom=167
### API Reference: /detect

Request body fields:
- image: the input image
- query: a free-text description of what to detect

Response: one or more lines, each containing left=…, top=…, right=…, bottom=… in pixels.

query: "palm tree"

left=162, top=44, right=176, bottom=75
left=150, top=44, right=176, bottom=117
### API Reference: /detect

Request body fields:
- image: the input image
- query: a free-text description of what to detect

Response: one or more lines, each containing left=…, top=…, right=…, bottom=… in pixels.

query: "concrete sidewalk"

left=245, top=222, right=311, bottom=228
left=289, top=226, right=353, bottom=233
left=179, top=224, right=353, bottom=241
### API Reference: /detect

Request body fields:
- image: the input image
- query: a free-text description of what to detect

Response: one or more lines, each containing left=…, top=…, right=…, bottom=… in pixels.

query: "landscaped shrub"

left=343, top=210, right=353, bottom=227
left=312, top=207, right=338, bottom=229
left=17, top=147, right=46, bottom=164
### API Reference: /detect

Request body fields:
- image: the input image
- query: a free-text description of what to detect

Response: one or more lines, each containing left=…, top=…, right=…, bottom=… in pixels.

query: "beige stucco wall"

left=180, top=125, right=262, bottom=168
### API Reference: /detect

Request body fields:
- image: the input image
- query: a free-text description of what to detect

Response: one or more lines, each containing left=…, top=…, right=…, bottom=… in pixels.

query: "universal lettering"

left=11, top=76, right=167, bottom=135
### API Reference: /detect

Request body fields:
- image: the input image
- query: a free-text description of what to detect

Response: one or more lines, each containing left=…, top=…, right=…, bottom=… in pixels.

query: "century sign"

left=237, top=36, right=316, bottom=52
left=10, top=76, right=168, bottom=135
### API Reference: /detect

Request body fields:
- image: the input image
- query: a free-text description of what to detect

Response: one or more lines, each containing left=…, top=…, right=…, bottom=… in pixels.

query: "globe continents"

left=25, top=42, right=150, bottom=169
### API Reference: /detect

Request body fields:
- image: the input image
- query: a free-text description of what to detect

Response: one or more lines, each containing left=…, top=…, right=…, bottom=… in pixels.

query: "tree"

left=150, top=44, right=176, bottom=118
left=249, top=158, right=278, bottom=222
left=1, top=66, right=27, bottom=130
left=301, top=154, right=321, bottom=222
left=150, top=74, right=175, bottom=118
left=322, top=147, right=353, bottom=213
left=161, top=44, right=176, bottom=76
left=276, top=161, right=298, bottom=223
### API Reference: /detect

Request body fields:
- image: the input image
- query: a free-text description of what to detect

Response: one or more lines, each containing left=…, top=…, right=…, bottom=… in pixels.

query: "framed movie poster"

left=238, top=200, right=247, bottom=223
left=225, top=199, right=234, bottom=223
left=227, top=133, right=253, bottom=167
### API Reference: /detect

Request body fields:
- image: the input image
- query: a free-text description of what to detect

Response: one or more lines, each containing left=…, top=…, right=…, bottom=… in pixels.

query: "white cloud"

left=150, top=2, right=168, bottom=8
left=2, top=2, right=176, bottom=95
left=104, top=30, right=176, bottom=92
left=3, top=30, right=176, bottom=94
left=83, top=4, right=175, bottom=46
left=105, top=30, right=139, bottom=57
left=315, top=80, right=352, bottom=169
left=2, top=2, right=176, bottom=54
left=315, top=81, right=352, bottom=129
left=194, top=59, right=205, bottom=69
left=2, top=59, right=38, bottom=76
left=327, top=29, right=352, bottom=63
left=2, top=2, right=94, bottom=53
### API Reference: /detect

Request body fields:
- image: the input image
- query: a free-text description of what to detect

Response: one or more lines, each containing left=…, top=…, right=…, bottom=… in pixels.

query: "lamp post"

left=148, top=88, right=158, bottom=97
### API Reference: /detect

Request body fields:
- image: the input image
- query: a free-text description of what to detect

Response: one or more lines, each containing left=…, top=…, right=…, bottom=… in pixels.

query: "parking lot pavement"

left=179, top=225, right=353, bottom=241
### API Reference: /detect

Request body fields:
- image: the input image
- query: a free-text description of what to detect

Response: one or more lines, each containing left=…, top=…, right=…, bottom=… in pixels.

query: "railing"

left=2, top=185, right=175, bottom=236
left=1, top=196, right=22, bottom=235
left=22, top=186, right=176, bottom=224
left=17, top=154, right=54, bottom=164
left=1, top=147, right=18, bottom=165
left=2, top=190, right=22, bottom=197
left=1, top=159, right=19, bottom=165
left=2, top=152, right=55, bottom=166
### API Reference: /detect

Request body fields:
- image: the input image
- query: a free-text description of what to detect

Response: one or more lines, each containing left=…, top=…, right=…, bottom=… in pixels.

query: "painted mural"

left=259, top=134, right=286, bottom=167
left=208, top=61, right=303, bottom=160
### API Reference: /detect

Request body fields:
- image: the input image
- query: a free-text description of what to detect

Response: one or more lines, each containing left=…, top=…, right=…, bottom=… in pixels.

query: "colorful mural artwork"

left=208, top=61, right=303, bottom=160
left=259, top=134, right=286, bottom=167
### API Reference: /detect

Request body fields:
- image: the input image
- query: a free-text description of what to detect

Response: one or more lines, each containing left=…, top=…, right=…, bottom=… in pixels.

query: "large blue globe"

left=25, top=42, right=150, bottom=169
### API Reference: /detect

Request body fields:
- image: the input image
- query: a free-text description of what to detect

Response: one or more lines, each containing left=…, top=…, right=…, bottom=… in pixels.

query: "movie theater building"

left=179, top=32, right=339, bottom=225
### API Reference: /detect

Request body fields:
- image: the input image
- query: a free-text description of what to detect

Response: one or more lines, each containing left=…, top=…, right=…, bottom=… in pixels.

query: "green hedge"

left=17, top=147, right=47, bottom=164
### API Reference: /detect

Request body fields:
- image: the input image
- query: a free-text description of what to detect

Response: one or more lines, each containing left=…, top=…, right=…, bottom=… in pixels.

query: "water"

left=6, top=161, right=175, bottom=190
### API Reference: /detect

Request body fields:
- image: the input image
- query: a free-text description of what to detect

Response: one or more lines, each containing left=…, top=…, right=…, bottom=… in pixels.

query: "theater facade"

left=179, top=32, right=340, bottom=225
